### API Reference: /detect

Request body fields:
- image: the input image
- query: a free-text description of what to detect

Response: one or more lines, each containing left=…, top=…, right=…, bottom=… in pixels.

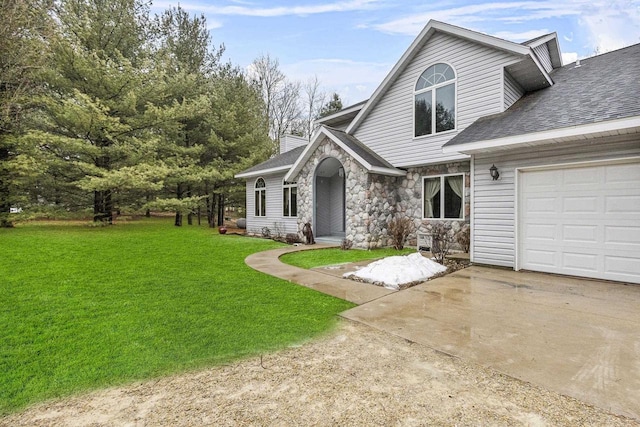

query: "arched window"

left=254, top=178, right=266, bottom=217
left=415, top=63, right=456, bottom=137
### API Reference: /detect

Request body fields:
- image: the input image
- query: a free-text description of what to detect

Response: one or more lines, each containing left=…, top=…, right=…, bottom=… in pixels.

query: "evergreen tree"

left=36, top=0, right=166, bottom=224
left=0, top=0, right=53, bottom=227
left=319, top=92, right=344, bottom=118
left=150, top=6, right=222, bottom=226
left=204, top=65, right=271, bottom=227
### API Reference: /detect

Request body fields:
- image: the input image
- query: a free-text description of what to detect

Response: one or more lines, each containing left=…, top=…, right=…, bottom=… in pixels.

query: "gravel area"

left=1, top=320, right=636, bottom=427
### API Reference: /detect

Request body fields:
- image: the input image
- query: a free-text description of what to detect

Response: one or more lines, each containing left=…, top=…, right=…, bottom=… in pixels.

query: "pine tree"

left=37, top=0, right=165, bottom=223
left=319, top=92, right=344, bottom=118
left=0, top=0, right=53, bottom=227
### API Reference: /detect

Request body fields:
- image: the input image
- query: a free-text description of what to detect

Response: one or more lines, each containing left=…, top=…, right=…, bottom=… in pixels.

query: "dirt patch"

left=1, top=321, right=634, bottom=426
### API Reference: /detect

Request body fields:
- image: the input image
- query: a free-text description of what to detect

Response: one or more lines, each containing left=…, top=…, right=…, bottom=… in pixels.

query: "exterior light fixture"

left=489, top=164, right=500, bottom=180
left=338, top=167, right=344, bottom=178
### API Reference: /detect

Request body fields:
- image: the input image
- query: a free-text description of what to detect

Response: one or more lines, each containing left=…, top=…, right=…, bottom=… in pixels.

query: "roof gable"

left=346, top=20, right=552, bottom=134
left=284, top=126, right=405, bottom=181
left=523, top=33, right=562, bottom=69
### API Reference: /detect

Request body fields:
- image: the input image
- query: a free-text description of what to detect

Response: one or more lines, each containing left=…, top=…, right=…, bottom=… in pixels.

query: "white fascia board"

left=525, top=32, right=562, bottom=67
left=524, top=33, right=556, bottom=48
left=315, top=102, right=365, bottom=125
left=235, top=165, right=291, bottom=179
left=436, top=21, right=530, bottom=55
left=369, top=166, right=407, bottom=177
left=527, top=47, right=554, bottom=86
left=442, top=116, right=640, bottom=154
left=346, top=20, right=529, bottom=134
left=322, top=130, right=405, bottom=175
left=322, top=129, right=375, bottom=171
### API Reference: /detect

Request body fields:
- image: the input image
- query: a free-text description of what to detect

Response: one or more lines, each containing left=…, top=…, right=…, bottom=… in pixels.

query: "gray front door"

left=314, top=157, right=345, bottom=237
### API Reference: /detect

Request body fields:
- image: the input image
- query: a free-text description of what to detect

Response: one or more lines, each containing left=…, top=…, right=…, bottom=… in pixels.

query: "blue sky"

left=152, top=0, right=640, bottom=105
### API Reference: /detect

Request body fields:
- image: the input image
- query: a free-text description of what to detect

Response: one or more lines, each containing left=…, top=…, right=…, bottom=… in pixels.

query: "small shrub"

left=456, top=224, right=470, bottom=253
left=286, top=233, right=302, bottom=244
left=388, top=216, right=415, bottom=250
left=261, top=226, right=271, bottom=238
left=340, top=239, right=353, bottom=250
left=431, top=222, right=455, bottom=264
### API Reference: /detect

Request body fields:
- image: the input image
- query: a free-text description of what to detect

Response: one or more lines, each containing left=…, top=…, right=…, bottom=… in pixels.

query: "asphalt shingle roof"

left=445, top=43, right=640, bottom=148
left=239, top=145, right=306, bottom=175
left=324, top=127, right=397, bottom=169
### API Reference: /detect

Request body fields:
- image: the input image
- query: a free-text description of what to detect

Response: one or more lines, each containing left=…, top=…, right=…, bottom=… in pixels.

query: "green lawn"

left=0, top=218, right=354, bottom=415
left=280, top=247, right=415, bottom=269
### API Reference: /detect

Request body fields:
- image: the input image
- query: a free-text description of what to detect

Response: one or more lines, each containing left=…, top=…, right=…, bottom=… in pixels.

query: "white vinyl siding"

left=280, top=134, right=308, bottom=154
left=504, top=70, right=524, bottom=110
left=532, top=43, right=553, bottom=73
left=354, top=32, right=522, bottom=168
left=245, top=173, right=298, bottom=235
left=472, top=134, right=640, bottom=268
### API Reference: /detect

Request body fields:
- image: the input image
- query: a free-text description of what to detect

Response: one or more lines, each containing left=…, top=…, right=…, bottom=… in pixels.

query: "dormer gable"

left=523, top=33, right=563, bottom=71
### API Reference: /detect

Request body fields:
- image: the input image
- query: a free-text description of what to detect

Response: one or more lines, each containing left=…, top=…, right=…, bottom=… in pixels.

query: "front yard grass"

left=0, top=218, right=354, bottom=415
left=280, top=247, right=415, bottom=269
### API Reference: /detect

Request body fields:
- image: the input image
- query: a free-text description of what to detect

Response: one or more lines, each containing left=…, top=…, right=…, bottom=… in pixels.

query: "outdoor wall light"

left=338, top=167, right=344, bottom=178
left=489, top=164, right=500, bottom=180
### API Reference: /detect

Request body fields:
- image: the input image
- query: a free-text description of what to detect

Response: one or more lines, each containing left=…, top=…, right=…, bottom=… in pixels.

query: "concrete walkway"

left=244, top=244, right=395, bottom=305
left=246, top=245, right=640, bottom=421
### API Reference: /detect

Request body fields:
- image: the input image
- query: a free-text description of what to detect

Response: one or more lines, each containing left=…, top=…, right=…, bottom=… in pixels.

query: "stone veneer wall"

left=295, top=137, right=365, bottom=247
left=293, top=135, right=470, bottom=249
left=397, top=162, right=471, bottom=247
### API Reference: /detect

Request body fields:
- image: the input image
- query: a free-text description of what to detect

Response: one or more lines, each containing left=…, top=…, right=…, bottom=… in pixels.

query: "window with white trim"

left=423, top=174, right=464, bottom=219
left=254, top=177, right=266, bottom=217
left=282, top=180, right=297, bottom=217
left=415, top=63, right=456, bottom=137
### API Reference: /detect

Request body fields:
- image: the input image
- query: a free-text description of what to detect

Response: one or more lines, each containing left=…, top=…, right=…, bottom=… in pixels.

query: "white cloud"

left=561, top=52, right=578, bottom=65
left=207, top=20, right=224, bottom=30
left=281, top=58, right=393, bottom=104
left=579, top=0, right=640, bottom=53
left=154, top=0, right=382, bottom=17
left=370, top=1, right=578, bottom=36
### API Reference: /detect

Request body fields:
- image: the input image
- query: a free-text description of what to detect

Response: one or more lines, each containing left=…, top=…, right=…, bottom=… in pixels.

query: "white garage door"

left=519, top=160, right=640, bottom=284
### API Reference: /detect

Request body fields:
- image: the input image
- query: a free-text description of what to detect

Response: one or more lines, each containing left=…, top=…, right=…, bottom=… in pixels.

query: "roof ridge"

left=563, top=41, right=640, bottom=68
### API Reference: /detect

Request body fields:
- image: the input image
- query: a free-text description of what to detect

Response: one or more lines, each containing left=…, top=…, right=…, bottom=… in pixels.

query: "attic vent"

left=574, top=59, right=581, bottom=68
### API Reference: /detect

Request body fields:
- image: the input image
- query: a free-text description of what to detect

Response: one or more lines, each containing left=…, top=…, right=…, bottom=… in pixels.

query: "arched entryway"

left=314, top=157, right=345, bottom=239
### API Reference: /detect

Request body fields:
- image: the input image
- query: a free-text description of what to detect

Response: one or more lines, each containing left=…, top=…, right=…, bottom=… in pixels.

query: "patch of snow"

left=343, top=253, right=447, bottom=290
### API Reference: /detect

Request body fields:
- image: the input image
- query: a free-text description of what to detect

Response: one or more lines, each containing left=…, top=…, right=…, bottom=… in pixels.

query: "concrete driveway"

left=342, top=266, right=640, bottom=421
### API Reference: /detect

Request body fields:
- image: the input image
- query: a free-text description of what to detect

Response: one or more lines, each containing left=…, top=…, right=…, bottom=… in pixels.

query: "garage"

left=518, top=160, right=640, bottom=284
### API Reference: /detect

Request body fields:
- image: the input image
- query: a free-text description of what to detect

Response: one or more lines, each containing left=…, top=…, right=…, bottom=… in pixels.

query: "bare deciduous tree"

left=271, top=80, right=302, bottom=142
left=301, top=75, right=326, bottom=140
left=249, top=54, right=286, bottom=142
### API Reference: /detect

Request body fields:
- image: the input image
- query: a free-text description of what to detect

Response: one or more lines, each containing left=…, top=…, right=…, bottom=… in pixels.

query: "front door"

left=314, top=157, right=345, bottom=238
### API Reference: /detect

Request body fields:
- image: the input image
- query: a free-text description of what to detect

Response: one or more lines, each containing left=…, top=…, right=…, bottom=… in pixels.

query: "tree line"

left=0, top=0, right=344, bottom=228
